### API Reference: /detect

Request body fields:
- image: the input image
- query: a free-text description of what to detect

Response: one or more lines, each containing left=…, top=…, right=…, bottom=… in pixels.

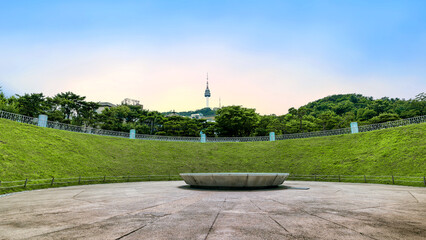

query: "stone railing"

left=0, top=110, right=424, bottom=142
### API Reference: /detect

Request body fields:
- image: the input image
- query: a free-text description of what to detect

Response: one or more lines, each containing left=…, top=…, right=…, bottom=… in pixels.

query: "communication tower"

left=204, top=73, right=211, bottom=108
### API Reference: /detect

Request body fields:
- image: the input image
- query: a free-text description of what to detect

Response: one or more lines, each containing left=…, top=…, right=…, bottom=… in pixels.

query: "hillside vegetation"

left=0, top=118, right=425, bottom=183
left=163, top=107, right=217, bottom=117
left=1, top=89, right=425, bottom=137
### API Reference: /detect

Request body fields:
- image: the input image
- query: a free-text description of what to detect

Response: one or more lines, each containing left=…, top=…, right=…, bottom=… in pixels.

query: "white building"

left=96, top=102, right=116, bottom=114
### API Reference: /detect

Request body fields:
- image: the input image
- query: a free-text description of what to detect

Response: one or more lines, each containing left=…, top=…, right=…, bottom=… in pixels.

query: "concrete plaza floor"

left=0, top=181, right=425, bottom=240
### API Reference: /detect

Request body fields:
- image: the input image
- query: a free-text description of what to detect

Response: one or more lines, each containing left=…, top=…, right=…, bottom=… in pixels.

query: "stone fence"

left=0, top=110, right=424, bottom=143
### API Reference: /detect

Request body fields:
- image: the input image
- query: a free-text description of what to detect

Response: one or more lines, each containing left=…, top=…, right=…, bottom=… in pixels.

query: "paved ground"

left=0, top=181, right=425, bottom=240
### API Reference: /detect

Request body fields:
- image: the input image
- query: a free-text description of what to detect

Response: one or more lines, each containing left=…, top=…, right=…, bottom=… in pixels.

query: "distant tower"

left=204, top=73, right=211, bottom=108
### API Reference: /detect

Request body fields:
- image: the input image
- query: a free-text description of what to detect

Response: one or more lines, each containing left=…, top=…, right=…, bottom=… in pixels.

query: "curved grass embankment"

left=0, top=118, right=425, bottom=193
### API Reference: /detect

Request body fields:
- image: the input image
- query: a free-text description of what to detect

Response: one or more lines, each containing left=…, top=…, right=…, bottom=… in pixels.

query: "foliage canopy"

left=0, top=90, right=424, bottom=137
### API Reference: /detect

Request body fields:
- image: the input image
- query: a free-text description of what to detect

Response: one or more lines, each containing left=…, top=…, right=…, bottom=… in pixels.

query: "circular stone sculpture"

left=180, top=173, right=289, bottom=188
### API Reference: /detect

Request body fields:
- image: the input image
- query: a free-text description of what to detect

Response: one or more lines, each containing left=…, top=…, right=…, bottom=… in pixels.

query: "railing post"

left=338, top=175, right=341, bottom=182
left=423, top=176, right=426, bottom=186
left=78, top=176, right=81, bottom=184
left=103, top=176, right=106, bottom=182
left=269, top=132, right=275, bottom=141
left=314, top=175, right=316, bottom=181
left=364, top=175, right=367, bottom=183
left=1, top=110, right=423, bottom=143
left=129, top=129, right=136, bottom=139
left=38, top=114, right=48, bottom=127
left=350, top=122, right=359, bottom=134
left=200, top=132, right=206, bottom=143
left=51, top=177, right=55, bottom=186
left=392, top=175, right=394, bottom=184
left=24, top=178, right=28, bottom=188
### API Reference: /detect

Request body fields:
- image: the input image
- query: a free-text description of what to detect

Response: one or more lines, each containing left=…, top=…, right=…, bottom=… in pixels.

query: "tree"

left=369, top=113, right=400, bottom=124
left=202, top=121, right=217, bottom=137
left=76, top=101, right=100, bottom=126
left=16, top=93, right=48, bottom=117
left=316, top=110, right=338, bottom=130
left=284, top=119, right=300, bottom=134
left=301, top=115, right=321, bottom=132
left=0, top=86, right=6, bottom=105
left=254, top=115, right=284, bottom=136
left=51, top=92, right=86, bottom=121
left=413, top=92, right=426, bottom=115
left=142, top=111, right=165, bottom=135
left=357, top=108, right=377, bottom=121
left=0, top=87, right=9, bottom=112
left=333, top=100, right=355, bottom=115
left=215, top=106, right=259, bottom=137
left=371, top=99, right=391, bottom=115
left=160, top=116, right=206, bottom=136
left=98, top=105, right=132, bottom=131
left=171, top=107, right=217, bottom=117
left=288, top=107, right=308, bottom=132
left=47, top=110, right=64, bottom=122
left=0, top=95, right=19, bottom=113
left=336, top=112, right=356, bottom=128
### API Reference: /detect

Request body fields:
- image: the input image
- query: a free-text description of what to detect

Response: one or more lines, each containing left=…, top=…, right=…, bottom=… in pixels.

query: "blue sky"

left=1, top=0, right=425, bottom=114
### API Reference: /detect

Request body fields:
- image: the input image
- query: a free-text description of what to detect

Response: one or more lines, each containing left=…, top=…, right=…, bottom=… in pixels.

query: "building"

left=202, top=116, right=215, bottom=122
left=121, top=98, right=143, bottom=109
left=190, top=113, right=203, bottom=119
left=96, top=98, right=143, bottom=114
left=166, top=110, right=181, bottom=117
left=96, top=102, right=116, bottom=114
left=204, top=73, right=211, bottom=108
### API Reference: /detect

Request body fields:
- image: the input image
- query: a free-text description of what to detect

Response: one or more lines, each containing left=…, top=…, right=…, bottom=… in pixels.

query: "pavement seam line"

left=249, top=199, right=290, bottom=233
left=29, top=208, right=163, bottom=239
left=269, top=198, right=380, bottom=239
left=115, top=225, right=147, bottom=240
left=204, top=198, right=226, bottom=240
left=348, top=202, right=411, bottom=211
left=407, top=191, right=419, bottom=203
left=28, top=195, right=198, bottom=239
left=300, top=209, right=380, bottom=240
left=268, top=215, right=290, bottom=233
left=71, top=189, right=92, bottom=203
left=72, top=189, right=85, bottom=199
left=114, top=192, right=213, bottom=239
left=114, top=212, right=173, bottom=240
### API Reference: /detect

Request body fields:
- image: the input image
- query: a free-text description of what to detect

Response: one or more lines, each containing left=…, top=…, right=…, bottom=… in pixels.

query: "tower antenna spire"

left=204, top=73, right=211, bottom=108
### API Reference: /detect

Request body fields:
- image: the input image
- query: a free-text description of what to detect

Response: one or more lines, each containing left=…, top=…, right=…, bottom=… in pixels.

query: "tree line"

left=0, top=87, right=424, bottom=137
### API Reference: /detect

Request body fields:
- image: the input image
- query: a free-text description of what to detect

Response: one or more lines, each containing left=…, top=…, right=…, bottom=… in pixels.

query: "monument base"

left=180, top=173, right=289, bottom=188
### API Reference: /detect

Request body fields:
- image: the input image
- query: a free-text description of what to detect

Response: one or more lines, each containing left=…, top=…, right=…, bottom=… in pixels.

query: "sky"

left=0, top=0, right=425, bottom=115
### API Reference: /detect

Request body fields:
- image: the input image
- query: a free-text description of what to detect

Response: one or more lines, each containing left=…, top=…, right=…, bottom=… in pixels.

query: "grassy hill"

left=0, top=118, right=425, bottom=184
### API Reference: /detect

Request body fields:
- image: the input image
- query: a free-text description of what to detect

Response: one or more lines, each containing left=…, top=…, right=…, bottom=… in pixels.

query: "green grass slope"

left=0, top=118, right=425, bottom=181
